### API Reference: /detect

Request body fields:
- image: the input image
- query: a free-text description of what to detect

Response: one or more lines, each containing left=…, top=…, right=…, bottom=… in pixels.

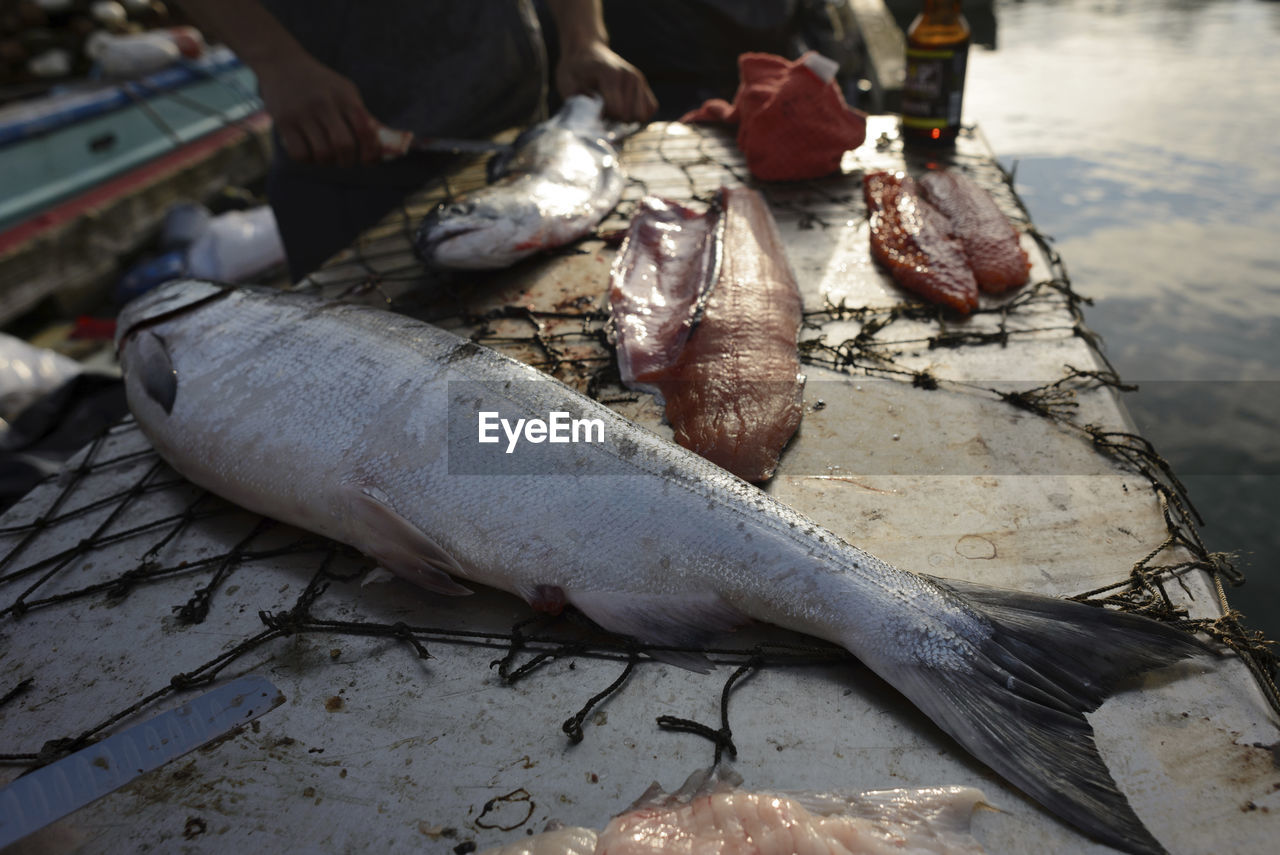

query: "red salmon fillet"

left=863, top=171, right=978, bottom=314
left=656, top=186, right=804, bottom=483
left=919, top=169, right=1031, bottom=293
left=609, top=187, right=803, bottom=483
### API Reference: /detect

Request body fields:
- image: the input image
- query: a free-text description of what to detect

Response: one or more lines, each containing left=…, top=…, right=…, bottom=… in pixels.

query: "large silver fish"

left=117, top=282, right=1205, bottom=855
left=414, top=94, right=626, bottom=270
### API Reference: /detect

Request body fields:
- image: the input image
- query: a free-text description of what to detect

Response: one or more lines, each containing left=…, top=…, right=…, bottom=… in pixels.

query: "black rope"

left=562, top=652, right=638, bottom=744
left=657, top=655, right=762, bottom=765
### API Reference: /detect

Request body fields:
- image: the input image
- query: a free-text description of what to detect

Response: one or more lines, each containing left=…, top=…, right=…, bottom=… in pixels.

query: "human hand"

left=254, top=52, right=383, bottom=167
left=556, top=41, right=658, bottom=123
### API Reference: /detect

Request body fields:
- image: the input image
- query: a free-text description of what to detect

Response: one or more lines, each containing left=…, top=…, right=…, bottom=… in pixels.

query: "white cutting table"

left=0, top=117, right=1276, bottom=854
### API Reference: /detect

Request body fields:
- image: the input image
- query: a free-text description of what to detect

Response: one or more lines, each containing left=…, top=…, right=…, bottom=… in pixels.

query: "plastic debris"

left=185, top=206, right=286, bottom=283
left=86, top=31, right=180, bottom=78
left=0, top=335, right=82, bottom=423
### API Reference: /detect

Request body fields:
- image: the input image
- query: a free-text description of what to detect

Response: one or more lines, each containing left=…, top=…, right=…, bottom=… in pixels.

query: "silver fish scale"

left=117, top=285, right=991, bottom=674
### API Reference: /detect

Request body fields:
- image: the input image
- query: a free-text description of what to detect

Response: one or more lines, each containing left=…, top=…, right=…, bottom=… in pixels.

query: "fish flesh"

left=609, top=187, right=804, bottom=483
left=918, top=170, right=1030, bottom=294
left=863, top=171, right=978, bottom=314
left=481, top=826, right=598, bottom=855
left=595, top=784, right=988, bottom=855
left=655, top=187, right=804, bottom=482
left=608, top=196, right=718, bottom=394
left=117, top=281, right=1205, bottom=855
left=480, top=769, right=988, bottom=855
left=414, top=94, right=625, bottom=270
left=863, top=170, right=1030, bottom=310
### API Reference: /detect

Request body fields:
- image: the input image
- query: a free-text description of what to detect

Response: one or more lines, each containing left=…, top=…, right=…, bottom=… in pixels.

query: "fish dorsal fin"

left=346, top=484, right=472, bottom=596
left=566, top=590, right=745, bottom=671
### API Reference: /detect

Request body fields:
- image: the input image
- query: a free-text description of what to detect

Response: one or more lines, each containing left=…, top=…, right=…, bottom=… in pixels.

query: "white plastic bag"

left=160, top=202, right=213, bottom=250
left=0, top=335, right=82, bottom=423
left=185, top=207, right=286, bottom=283
left=86, top=31, right=181, bottom=78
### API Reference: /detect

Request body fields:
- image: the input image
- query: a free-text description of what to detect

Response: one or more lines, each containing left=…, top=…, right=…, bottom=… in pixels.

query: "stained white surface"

left=0, top=118, right=1275, bottom=855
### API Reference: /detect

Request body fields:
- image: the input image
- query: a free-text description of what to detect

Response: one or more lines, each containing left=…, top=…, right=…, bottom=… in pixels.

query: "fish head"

left=115, top=279, right=230, bottom=350
left=116, top=279, right=237, bottom=418
left=414, top=196, right=546, bottom=270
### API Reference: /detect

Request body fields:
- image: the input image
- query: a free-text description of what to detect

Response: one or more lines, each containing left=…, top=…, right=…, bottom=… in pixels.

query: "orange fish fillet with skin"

left=609, top=187, right=804, bottom=483
left=863, top=171, right=978, bottom=314
left=919, top=169, right=1031, bottom=293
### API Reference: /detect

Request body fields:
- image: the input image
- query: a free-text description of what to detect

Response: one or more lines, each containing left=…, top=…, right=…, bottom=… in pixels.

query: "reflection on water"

left=964, top=0, right=1280, bottom=635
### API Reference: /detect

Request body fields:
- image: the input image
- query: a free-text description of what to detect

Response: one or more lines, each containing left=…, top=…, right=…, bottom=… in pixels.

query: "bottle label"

left=901, top=45, right=969, bottom=130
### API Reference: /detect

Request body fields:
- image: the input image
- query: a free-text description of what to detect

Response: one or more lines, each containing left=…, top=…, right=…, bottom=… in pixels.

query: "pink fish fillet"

left=595, top=787, right=988, bottom=855
left=478, top=771, right=988, bottom=855
left=917, top=170, right=1030, bottom=293
left=608, top=197, right=721, bottom=392
left=609, top=187, right=804, bottom=483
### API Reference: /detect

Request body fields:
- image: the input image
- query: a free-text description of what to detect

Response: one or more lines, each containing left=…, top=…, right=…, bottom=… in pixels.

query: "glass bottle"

left=900, top=1, right=971, bottom=147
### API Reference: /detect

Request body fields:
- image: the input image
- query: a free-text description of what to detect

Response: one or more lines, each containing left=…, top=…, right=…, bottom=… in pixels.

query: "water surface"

left=963, top=0, right=1280, bottom=636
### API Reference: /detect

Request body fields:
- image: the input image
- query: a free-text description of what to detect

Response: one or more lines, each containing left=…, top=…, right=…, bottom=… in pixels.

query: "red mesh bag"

left=681, top=52, right=867, bottom=182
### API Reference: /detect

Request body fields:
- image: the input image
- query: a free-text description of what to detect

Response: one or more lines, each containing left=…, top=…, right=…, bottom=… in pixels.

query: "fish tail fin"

left=890, top=576, right=1209, bottom=855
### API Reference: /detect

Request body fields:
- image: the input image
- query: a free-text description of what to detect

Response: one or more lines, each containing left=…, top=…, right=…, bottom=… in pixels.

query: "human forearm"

left=544, top=0, right=609, bottom=53
left=543, top=0, right=657, bottom=121
left=172, top=0, right=383, bottom=165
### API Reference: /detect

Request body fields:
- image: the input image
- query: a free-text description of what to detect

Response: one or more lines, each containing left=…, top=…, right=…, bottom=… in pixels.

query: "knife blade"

left=408, top=136, right=512, bottom=156
left=376, top=124, right=510, bottom=158
left=0, top=674, right=284, bottom=848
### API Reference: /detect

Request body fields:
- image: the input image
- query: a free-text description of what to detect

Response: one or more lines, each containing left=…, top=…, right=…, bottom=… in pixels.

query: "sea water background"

left=956, top=0, right=1280, bottom=638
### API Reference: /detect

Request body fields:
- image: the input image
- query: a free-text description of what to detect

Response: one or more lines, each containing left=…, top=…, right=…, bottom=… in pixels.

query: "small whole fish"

left=414, top=94, right=626, bottom=270
left=118, top=282, right=1205, bottom=855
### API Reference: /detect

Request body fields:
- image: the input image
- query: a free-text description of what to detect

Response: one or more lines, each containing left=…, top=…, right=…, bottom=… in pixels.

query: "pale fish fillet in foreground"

left=480, top=768, right=988, bottom=855
left=117, top=282, right=1207, bottom=855
left=413, top=93, right=625, bottom=270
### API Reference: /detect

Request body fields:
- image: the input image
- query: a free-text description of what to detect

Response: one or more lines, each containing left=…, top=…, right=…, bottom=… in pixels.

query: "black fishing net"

left=1, top=122, right=1275, bottom=781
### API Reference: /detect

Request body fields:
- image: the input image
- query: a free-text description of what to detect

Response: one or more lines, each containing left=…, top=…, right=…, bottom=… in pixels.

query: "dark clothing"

left=260, top=0, right=548, bottom=279
left=266, top=150, right=451, bottom=281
